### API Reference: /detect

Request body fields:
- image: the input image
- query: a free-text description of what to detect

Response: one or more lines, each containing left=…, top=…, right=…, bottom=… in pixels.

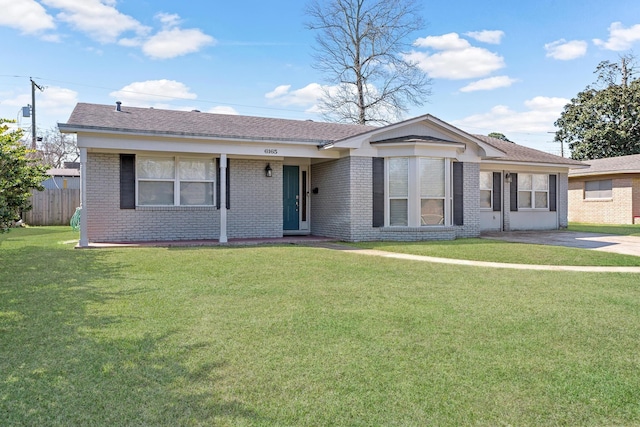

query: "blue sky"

left=2, top=0, right=640, bottom=154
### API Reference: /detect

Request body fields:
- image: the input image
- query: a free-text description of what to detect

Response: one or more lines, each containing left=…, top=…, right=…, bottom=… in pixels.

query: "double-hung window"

left=137, top=156, right=215, bottom=206
left=420, top=158, right=445, bottom=225
left=518, top=173, right=548, bottom=209
left=386, top=157, right=450, bottom=227
left=388, top=158, right=409, bottom=226
left=479, top=171, right=493, bottom=209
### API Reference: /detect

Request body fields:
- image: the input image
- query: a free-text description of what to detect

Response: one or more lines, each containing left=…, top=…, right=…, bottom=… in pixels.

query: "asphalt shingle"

left=62, top=103, right=375, bottom=143
left=568, top=153, right=640, bottom=176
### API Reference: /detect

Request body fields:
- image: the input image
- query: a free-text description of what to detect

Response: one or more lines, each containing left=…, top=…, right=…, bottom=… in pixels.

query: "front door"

left=283, top=165, right=300, bottom=230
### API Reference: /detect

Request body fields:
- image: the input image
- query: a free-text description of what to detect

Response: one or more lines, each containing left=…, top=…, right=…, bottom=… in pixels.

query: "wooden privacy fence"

left=23, top=189, right=81, bottom=226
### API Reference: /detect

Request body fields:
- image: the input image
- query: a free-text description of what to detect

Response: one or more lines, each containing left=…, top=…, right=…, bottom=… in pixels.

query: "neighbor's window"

left=584, top=180, right=612, bottom=199
left=137, top=156, right=215, bottom=206
left=518, top=173, right=548, bottom=209
left=479, top=171, right=493, bottom=209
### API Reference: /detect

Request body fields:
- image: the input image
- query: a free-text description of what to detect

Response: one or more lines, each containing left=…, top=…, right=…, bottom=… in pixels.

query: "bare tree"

left=36, top=127, right=79, bottom=168
left=306, top=0, right=431, bottom=125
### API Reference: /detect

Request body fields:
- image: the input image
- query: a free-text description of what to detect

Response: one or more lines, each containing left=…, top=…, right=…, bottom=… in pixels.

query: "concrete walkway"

left=311, top=242, right=640, bottom=273
left=481, top=230, right=640, bottom=257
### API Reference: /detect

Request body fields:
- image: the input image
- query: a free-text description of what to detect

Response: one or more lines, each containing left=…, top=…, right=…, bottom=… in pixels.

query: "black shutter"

left=549, top=174, right=557, bottom=212
left=492, top=172, right=502, bottom=212
left=120, top=154, right=135, bottom=209
left=453, top=162, right=464, bottom=226
left=510, top=173, right=518, bottom=212
left=372, top=157, right=384, bottom=227
left=216, top=158, right=231, bottom=210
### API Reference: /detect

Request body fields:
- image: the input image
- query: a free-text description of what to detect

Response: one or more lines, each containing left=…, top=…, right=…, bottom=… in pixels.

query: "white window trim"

left=517, top=173, right=549, bottom=210
left=385, top=157, right=452, bottom=227
left=136, top=155, right=216, bottom=207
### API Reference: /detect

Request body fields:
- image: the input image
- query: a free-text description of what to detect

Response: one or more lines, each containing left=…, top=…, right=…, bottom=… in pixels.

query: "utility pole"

left=547, top=131, right=564, bottom=157
left=30, top=77, right=45, bottom=150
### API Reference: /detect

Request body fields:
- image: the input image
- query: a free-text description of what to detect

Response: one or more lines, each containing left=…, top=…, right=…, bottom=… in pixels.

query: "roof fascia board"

left=569, top=169, right=640, bottom=177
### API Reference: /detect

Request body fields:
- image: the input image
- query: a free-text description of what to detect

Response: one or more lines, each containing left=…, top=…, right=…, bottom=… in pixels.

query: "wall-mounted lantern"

left=265, top=163, right=273, bottom=177
left=505, top=172, right=512, bottom=183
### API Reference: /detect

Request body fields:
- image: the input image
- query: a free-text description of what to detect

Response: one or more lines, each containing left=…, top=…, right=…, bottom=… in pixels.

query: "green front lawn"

left=1, top=227, right=640, bottom=426
left=569, top=222, right=640, bottom=236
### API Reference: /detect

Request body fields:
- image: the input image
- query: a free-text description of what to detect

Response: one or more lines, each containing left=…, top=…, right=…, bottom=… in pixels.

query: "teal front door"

left=283, top=165, right=299, bottom=231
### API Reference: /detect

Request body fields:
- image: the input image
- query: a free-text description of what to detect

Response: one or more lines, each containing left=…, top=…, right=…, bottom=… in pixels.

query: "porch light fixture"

left=505, top=172, right=512, bottom=183
left=265, top=163, right=273, bottom=177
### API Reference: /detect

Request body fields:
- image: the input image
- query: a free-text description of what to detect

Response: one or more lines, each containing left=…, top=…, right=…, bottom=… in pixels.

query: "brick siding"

left=311, top=157, right=480, bottom=242
left=568, top=175, right=638, bottom=224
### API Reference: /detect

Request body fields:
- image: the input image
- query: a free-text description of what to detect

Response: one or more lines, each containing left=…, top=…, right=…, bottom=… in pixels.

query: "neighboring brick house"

left=59, top=102, right=582, bottom=246
left=568, top=154, right=640, bottom=224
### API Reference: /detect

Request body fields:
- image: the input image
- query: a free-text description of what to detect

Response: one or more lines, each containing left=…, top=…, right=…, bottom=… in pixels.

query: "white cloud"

left=208, top=106, right=239, bottom=115
left=142, top=27, right=215, bottom=59
left=544, top=39, right=587, bottom=60
left=155, top=12, right=182, bottom=28
left=0, top=0, right=55, bottom=34
left=594, top=22, right=640, bottom=51
left=459, top=76, right=518, bottom=92
left=453, top=96, right=569, bottom=135
left=2, top=1, right=214, bottom=58
left=39, top=86, right=79, bottom=114
left=405, top=48, right=505, bottom=80
left=41, top=0, right=149, bottom=43
left=465, top=30, right=504, bottom=44
left=265, top=83, right=325, bottom=107
left=109, top=80, right=197, bottom=107
left=408, top=32, right=505, bottom=80
left=265, top=85, right=292, bottom=99
left=0, top=85, right=78, bottom=126
left=414, top=33, right=470, bottom=50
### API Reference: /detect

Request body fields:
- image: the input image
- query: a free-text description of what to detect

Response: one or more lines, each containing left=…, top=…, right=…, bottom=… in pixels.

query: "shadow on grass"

left=0, top=235, right=262, bottom=425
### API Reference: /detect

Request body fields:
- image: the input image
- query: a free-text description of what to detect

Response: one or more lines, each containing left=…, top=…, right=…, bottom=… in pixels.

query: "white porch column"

left=219, top=154, right=228, bottom=243
left=78, top=148, right=89, bottom=247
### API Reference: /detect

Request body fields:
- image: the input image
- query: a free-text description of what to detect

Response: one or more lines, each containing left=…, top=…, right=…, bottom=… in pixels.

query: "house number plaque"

left=264, top=149, right=278, bottom=155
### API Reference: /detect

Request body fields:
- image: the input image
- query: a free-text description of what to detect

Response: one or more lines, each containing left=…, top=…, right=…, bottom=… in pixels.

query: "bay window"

left=137, top=156, right=215, bottom=206
left=386, top=157, right=451, bottom=227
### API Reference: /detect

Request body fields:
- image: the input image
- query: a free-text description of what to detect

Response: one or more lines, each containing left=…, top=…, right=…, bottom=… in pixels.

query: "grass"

left=568, top=222, right=640, bottom=236
left=1, top=227, right=640, bottom=426
left=350, top=238, right=640, bottom=266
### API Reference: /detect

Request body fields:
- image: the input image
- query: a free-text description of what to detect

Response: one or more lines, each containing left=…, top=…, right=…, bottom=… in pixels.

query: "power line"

left=0, top=74, right=317, bottom=117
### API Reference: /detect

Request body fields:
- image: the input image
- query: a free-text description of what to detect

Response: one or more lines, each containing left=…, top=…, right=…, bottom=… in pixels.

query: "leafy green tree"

left=554, top=55, right=640, bottom=160
left=0, top=119, right=48, bottom=231
left=488, top=132, right=512, bottom=142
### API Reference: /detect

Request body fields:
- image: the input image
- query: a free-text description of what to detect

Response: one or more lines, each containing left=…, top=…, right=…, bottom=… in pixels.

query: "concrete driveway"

left=481, top=230, right=640, bottom=257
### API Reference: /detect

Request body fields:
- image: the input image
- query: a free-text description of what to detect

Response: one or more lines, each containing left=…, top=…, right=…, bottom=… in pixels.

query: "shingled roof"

left=568, top=154, right=640, bottom=177
left=473, top=134, right=584, bottom=167
left=60, top=103, right=376, bottom=144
